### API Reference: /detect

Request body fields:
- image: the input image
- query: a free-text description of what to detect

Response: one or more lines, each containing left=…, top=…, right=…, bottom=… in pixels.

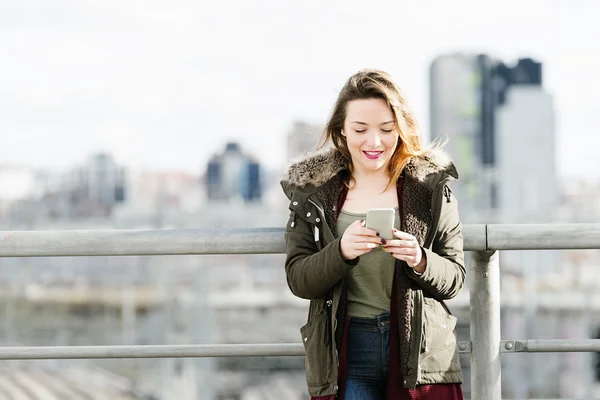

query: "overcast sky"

left=1, top=0, right=598, bottom=180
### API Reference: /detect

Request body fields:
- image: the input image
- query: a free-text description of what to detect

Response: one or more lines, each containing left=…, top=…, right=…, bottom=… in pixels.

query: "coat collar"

left=281, top=146, right=458, bottom=198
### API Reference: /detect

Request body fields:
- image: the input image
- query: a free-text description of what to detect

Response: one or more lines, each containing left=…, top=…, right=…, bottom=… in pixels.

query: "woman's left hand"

left=382, top=229, right=427, bottom=273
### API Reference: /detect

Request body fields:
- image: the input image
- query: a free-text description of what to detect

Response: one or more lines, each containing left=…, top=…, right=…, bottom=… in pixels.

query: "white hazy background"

left=1, top=0, right=598, bottom=179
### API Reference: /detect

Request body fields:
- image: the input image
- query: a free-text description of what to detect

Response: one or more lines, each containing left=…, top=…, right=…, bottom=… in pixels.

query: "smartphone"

left=366, top=208, right=395, bottom=240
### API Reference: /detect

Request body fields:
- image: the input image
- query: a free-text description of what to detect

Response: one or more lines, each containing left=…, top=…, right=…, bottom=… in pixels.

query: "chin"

left=361, top=161, right=386, bottom=172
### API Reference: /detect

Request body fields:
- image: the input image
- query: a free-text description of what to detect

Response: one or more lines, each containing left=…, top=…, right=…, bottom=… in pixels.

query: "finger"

left=388, top=253, right=418, bottom=265
left=352, top=243, right=379, bottom=258
left=383, top=239, right=417, bottom=248
left=352, top=225, right=382, bottom=236
left=348, top=219, right=366, bottom=229
left=353, top=238, right=382, bottom=248
left=354, top=220, right=380, bottom=234
left=345, top=221, right=378, bottom=239
left=383, top=247, right=415, bottom=256
left=392, top=229, right=416, bottom=241
left=351, top=234, right=385, bottom=245
left=354, top=227, right=380, bottom=237
left=363, top=242, right=380, bottom=249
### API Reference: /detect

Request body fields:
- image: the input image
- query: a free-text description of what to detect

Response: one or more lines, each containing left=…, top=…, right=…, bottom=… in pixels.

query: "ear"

left=341, top=130, right=345, bottom=137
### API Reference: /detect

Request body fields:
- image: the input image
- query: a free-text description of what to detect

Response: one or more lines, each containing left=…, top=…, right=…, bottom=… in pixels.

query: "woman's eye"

left=382, top=129, right=393, bottom=133
left=354, top=129, right=366, bottom=133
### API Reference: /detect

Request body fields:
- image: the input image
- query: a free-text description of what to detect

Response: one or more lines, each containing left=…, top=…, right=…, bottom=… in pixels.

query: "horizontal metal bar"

left=0, top=228, right=286, bottom=257
left=0, top=341, right=473, bottom=360
left=0, top=344, right=306, bottom=360
left=2, top=223, right=599, bottom=257
left=462, top=224, right=487, bottom=251
left=487, top=223, right=600, bottom=250
left=501, top=339, right=600, bottom=353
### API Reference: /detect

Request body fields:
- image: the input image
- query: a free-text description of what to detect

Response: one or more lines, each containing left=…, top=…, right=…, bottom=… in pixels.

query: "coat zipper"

left=413, top=290, right=424, bottom=383
left=308, top=197, right=340, bottom=376
left=324, top=299, right=333, bottom=345
left=308, top=198, right=325, bottom=243
left=421, top=315, right=428, bottom=353
left=307, top=198, right=326, bottom=220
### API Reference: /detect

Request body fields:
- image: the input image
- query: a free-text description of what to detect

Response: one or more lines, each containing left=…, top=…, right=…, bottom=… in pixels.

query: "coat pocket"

left=300, top=313, right=333, bottom=387
left=420, top=299, right=461, bottom=374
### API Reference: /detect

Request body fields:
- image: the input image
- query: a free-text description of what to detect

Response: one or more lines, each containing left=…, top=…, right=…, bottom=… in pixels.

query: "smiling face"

left=342, top=98, right=399, bottom=176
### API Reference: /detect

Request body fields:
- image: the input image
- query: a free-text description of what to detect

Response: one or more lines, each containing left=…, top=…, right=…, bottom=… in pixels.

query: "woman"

left=281, top=69, right=466, bottom=400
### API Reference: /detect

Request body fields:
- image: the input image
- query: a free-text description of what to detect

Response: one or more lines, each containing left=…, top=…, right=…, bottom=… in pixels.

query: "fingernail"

left=381, top=239, right=387, bottom=245
left=375, top=232, right=380, bottom=237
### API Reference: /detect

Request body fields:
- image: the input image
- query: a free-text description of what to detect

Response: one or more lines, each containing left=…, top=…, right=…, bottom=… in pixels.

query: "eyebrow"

left=350, top=120, right=395, bottom=125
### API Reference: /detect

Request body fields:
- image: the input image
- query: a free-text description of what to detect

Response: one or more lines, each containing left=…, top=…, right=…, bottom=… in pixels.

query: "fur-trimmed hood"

left=281, top=146, right=458, bottom=197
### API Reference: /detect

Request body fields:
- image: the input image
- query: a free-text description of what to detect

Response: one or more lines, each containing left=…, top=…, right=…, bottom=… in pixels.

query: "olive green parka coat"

left=281, top=147, right=465, bottom=398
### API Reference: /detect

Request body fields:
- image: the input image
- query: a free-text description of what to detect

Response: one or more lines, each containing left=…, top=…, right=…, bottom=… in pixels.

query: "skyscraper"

left=81, top=153, right=126, bottom=205
left=496, top=85, right=557, bottom=222
left=206, top=142, right=262, bottom=203
left=429, top=54, right=552, bottom=222
left=430, top=54, right=482, bottom=214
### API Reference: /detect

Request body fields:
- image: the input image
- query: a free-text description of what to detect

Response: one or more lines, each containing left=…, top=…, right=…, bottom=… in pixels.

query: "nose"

left=366, top=130, right=382, bottom=147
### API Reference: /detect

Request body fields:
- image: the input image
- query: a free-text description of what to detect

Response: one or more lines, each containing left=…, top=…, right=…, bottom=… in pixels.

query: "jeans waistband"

left=349, top=311, right=390, bottom=329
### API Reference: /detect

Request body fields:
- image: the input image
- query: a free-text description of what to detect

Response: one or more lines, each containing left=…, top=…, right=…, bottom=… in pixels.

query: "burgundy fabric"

left=310, top=178, right=463, bottom=400
left=337, top=286, right=349, bottom=400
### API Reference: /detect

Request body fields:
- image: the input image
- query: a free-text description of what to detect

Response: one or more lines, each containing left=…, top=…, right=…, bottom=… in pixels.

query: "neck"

left=351, top=167, right=392, bottom=191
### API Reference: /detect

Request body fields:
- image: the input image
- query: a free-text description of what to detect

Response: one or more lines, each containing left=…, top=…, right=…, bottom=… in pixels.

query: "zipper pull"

left=444, top=186, right=452, bottom=203
left=324, top=299, right=333, bottom=345
left=314, top=226, right=320, bottom=242
left=422, top=319, right=428, bottom=352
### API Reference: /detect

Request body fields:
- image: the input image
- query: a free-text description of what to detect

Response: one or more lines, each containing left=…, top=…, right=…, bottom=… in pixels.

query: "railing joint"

left=484, top=223, right=489, bottom=251
left=457, top=341, right=472, bottom=353
left=500, top=340, right=517, bottom=352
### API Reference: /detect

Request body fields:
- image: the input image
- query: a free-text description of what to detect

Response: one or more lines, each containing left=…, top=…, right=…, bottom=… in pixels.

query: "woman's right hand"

left=340, top=219, right=382, bottom=260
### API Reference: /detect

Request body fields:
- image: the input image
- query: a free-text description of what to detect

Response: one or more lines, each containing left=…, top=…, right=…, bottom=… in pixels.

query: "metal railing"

left=2, top=223, right=600, bottom=399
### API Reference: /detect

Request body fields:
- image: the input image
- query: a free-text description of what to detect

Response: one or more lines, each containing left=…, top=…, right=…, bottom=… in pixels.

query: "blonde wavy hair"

left=320, top=69, right=430, bottom=189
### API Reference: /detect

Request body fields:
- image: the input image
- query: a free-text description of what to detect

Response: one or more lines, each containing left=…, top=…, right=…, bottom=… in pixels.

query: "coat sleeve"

left=409, top=185, right=466, bottom=300
left=283, top=211, right=357, bottom=300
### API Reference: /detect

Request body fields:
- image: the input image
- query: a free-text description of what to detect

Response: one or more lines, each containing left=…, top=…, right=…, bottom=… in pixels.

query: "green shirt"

left=336, top=208, right=400, bottom=318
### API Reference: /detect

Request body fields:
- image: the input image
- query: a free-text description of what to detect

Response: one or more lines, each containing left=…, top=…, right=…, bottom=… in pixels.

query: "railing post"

left=471, top=250, right=501, bottom=400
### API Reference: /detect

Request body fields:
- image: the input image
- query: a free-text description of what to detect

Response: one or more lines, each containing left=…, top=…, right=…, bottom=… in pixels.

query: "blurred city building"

left=3, top=153, right=127, bottom=221
left=430, top=54, right=557, bottom=224
left=496, top=84, right=558, bottom=222
left=77, top=153, right=127, bottom=208
left=116, top=170, right=205, bottom=219
left=206, top=142, right=262, bottom=203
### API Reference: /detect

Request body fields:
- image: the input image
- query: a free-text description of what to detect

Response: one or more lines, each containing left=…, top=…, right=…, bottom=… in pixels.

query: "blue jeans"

left=344, top=311, right=391, bottom=400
